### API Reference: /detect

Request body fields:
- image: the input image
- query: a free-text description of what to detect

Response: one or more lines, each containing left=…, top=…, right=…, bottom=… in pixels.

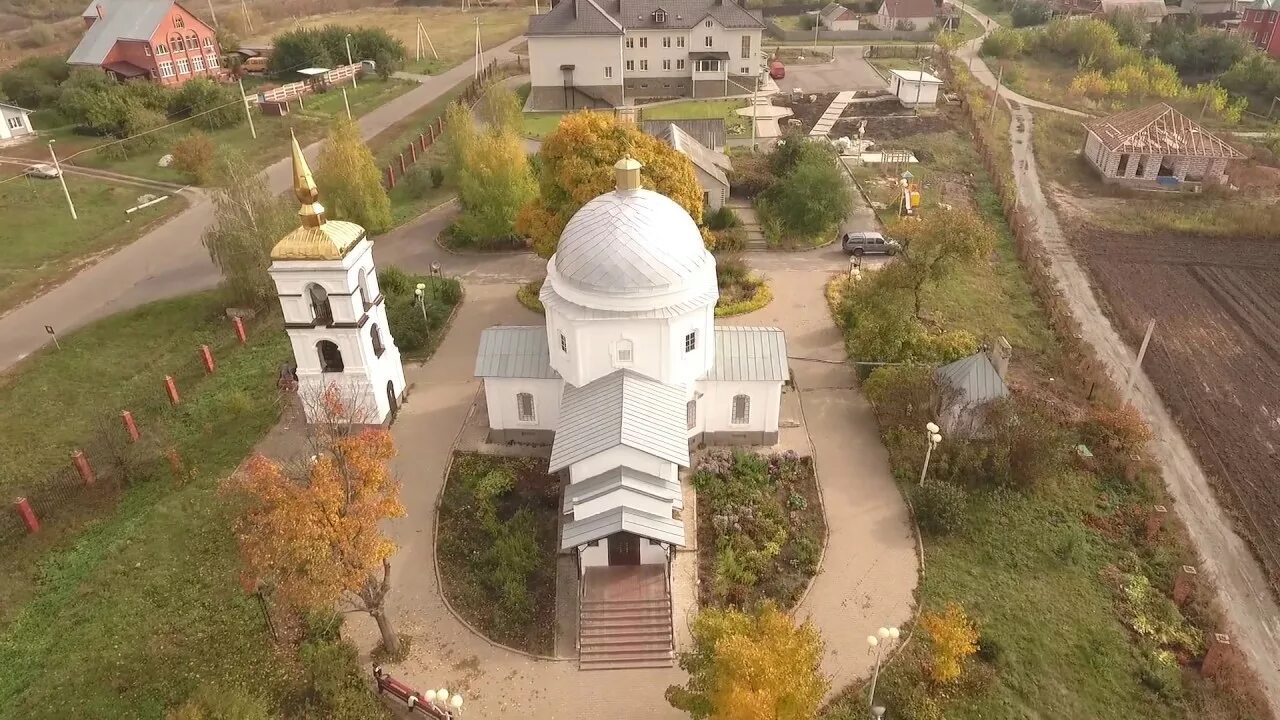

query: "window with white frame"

left=616, top=339, right=633, bottom=364
left=155, top=43, right=168, bottom=55
left=731, top=394, right=750, bottom=424
left=741, top=66, right=750, bottom=74
left=640, top=59, right=648, bottom=70
left=741, top=35, right=751, bottom=58
left=176, top=58, right=190, bottom=74
left=677, top=36, right=685, bottom=47
left=684, top=330, right=696, bottom=352
left=695, top=58, right=720, bottom=72
left=704, top=36, right=713, bottom=47
left=207, top=53, right=219, bottom=68
left=517, top=392, right=536, bottom=422
left=192, top=55, right=205, bottom=71
left=7, top=117, right=22, bottom=130
left=159, top=61, right=175, bottom=77
left=203, top=36, right=213, bottom=47
left=662, top=36, right=671, bottom=47
left=655, top=9, right=667, bottom=22
left=677, top=58, right=685, bottom=70
left=704, top=19, right=713, bottom=27
left=626, top=60, right=635, bottom=71
left=626, top=37, right=634, bottom=48
left=605, top=65, right=613, bottom=78
left=186, top=35, right=199, bottom=50
left=173, top=14, right=185, bottom=27
left=143, top=44, right=152, bottom=56
left=662, top=59, right=670, bottom=70
left=560, top=332, right=568, bottom=353
left=639, top=36, right=648, bottom=48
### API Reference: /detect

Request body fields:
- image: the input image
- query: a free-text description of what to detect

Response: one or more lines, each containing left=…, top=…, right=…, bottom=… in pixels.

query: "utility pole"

left=474, top=17, right=483, bottom=80
left=205, top=0, right=218, bottom=27
left=988, top=64, right=1003, bottom=128
left=1123, top=320, right=1156, bottom=403
left=750, top=72, right=759, bottom=151
left=342, top=87, right=352, bottom=120
left=345, top=33, right=358, bottom=89
left=416, top=20, right=438, bottom=62
left=238, top=77, right=257, bottom=139
left=240, top=0, right=254, bottom=32
left=48, top=140, right=77, bottom=220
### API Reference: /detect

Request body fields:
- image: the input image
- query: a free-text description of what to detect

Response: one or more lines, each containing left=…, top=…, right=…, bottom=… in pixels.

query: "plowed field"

left=1072, top=228, right=1280, bottom=592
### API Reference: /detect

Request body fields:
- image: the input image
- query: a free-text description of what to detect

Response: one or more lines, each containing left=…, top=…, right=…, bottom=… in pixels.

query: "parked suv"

left=841, top=231, right=900, bottom=256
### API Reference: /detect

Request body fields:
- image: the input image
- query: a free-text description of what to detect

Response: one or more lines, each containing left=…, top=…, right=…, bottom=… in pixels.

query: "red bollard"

left=72, top=449, right=95, bottom=485
left=233, top=316, right=247, bottom=344
left=200, top=344, right=216, bottom=374
left=164, top=375, right=181, bottom=405
left=14, top=497, right=39, bottom=534
left=121, top=410, right=140, bottom=443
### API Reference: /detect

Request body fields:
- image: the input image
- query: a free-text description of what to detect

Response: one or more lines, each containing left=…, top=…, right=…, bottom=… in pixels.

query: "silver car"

left=841, top=231, right=899, bottom=256
left=24, top=163, right=60, bottom=179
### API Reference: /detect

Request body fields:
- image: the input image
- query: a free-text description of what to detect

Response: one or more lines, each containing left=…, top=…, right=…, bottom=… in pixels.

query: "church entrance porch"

left=579, top=565, right=674, bottom=671
left=607, top=531, right=642, bottom=566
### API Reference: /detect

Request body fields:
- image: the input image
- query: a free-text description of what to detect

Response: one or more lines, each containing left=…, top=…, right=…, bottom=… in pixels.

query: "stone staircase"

left=728, top=202, right=768, bottom=252
left=578, top=596, right=674, bottom=671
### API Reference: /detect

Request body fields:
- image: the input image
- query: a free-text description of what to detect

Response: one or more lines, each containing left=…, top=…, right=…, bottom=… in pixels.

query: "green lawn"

left=523, top=111, right=565, bottom=140
left=7, top=79, right=416, bottom=186
left=0, top=293, right=296, bottom=718
left=966, top=0, right=1013, bottom=29
left=639, top=98, right=752, bottom=138
left=0, top=177, right=186, bottom=313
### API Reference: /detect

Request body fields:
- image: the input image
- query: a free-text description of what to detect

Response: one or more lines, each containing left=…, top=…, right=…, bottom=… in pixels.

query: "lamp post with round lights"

left=866, top=626, right=900, bottom=711
left=414, top=281, right=429, bottom=328
left=919, top=421, right=943, bottom=486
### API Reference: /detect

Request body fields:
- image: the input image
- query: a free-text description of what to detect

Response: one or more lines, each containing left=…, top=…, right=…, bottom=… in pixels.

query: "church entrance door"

left=608, top=532, right=641, bottom=566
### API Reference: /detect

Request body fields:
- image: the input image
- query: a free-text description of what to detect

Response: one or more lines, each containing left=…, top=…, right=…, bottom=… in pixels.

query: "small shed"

left=0, top=102, right=35, bottom=141
left=643, top=122, right=733, bottom=211
left=888, top=69, right=942, bottom=108
left=820, top=1, right=861, bottom=30
left=935, top=338, right=1011, bottom=436
left=1082, top=103, right=1244, bottom=189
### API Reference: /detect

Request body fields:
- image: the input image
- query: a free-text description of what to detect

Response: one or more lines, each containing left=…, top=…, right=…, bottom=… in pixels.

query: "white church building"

left=269, top=133, right=406, bottom=425
left=474, top=157, right=788, bottom=580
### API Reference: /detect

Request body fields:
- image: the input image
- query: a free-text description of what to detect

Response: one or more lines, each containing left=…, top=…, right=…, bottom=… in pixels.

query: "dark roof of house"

left=529, top=0, right=764, bottom=35
left=640, top=118, right=726, bottom=150
left=70, top=0, right=186, bottom=65
left=1083, top=103, right=1244, bottom=159
left=879, top=0, right=941, bottom=17
left=821, top=1, right=854, bottom=22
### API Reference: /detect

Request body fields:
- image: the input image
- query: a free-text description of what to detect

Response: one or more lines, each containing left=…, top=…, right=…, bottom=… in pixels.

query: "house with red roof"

left=68, top=0, right=224, bottom=85
left=875, top=0, right=945, bottom=30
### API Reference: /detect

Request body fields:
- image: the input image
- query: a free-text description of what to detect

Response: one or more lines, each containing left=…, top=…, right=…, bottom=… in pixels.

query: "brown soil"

left=1070, top=226, right=1280, bottom=592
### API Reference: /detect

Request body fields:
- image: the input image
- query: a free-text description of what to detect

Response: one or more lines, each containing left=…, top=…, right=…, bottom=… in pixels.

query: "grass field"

left=252, top=6, right=532, bottom=76
left=639, top=98, right=752, bottom=137
left=3, top=78, right=415, bottom=185
left=0, top=293, right=295, bottom=718
left=0, top=176, right=186, bottom=312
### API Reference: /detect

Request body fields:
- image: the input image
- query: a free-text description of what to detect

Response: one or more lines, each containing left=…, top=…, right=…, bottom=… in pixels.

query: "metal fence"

left=763, top=20, right=937, bottom=42
left=1, top=315, right=264, bottom=545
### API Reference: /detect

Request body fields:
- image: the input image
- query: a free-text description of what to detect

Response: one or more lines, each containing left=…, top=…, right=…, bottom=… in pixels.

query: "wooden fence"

left=256, top=62, right=363, bottom=105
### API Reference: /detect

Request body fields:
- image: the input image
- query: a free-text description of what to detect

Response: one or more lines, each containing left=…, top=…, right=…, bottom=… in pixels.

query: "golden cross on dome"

left=290, top=129, right=326, bottom=227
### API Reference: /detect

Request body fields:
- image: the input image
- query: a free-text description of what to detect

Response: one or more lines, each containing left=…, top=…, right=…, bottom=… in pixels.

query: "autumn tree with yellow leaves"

left=516, top=110, right=705, bottom=258
left=225, top=388, right=406, bottom=654
left=920, top=602, right=979, bottom=684
left=666, top=603, right=828, bottom=720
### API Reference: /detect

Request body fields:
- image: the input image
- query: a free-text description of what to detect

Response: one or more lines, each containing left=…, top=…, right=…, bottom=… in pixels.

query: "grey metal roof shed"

left=935, top=351, right=1008, bottom=406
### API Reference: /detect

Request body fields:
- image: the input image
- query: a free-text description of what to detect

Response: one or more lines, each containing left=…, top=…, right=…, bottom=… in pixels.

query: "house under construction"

left=1081, top=103, right=1244, bottom=189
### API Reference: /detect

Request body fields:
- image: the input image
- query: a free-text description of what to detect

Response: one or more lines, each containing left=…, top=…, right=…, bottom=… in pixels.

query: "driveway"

left=773, top=46, right=885, bottom=93
left=0, top=36, right=525, bottom=372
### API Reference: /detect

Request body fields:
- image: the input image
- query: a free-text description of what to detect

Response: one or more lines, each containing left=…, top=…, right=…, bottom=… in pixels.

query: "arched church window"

left=517, top=392, right=536, bottom=422
left=358, top=268, right=371, bottom=309
left=731, top=394, right=750, bottom=424
left=307, top=283, right=333, bottom=326
left=371, top=323, right=385, bottom=357
left=317, top=340, right=344, bottom=372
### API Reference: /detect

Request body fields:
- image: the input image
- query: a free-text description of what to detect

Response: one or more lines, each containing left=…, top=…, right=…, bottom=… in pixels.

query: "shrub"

left=1011, top=1, right=1051, bottom=27
left=728, top=150, right=774, bottom=198
left=0, top=55, right=69, bottom=108
left=169, top=77, right=241, bottom=130
left=1082, top=403, right=1152, bottom=457
left=398, top=165, right=436, bottom=198
left=382, top=271, right=460, bottom=353
left=910, top=480, right=967, bottom=535
left=706, top=205, right=741, bottom=230
left=172, top=130, right=217, bottom=184
left=517, top=279, right=545, bottom=314
left=761, top=141, right=850, bottom=242
left=270, top=25, right=406, bottom=78
left=984, top=396, right=1066, bottom=490
left=920, top=602, right=980, bottom=684
left=430, top=165, right=445, bottom=188
left=981, top=27, right=1025, bottom=58
left=298, top=637, right=386, bottom=720
left=863, top=364, right=943, bottom=431
left=709, top=225, right=747, bottom=254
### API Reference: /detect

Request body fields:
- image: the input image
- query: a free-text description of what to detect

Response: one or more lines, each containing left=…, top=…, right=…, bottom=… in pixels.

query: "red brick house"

left=1238, top=0, right=1280, bottom=58
left=68, top=0, right=224, bottom=85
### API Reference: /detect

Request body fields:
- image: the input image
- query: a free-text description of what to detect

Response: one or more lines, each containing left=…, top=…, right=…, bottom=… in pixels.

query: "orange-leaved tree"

left=920, top=601, right=979, bottom=684
left=516, top=110, right=704, bottom=258
left=667, top=602, right=828, bottom=720
left=225, top=389, right=406, bottom=654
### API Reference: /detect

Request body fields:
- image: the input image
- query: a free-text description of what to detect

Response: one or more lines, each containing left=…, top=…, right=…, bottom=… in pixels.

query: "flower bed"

left=517, top=278, right=545, bottom=314
left=694, top=449, right=825, bottom=609
left=714, top=259, right=773, bottom=318
left=436, top=452, right=560, bottom=655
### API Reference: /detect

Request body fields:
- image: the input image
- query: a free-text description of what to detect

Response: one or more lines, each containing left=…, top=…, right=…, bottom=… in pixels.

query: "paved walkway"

left=953, top=7, right=1089, bottom=118
left=809, top=90, right=857, bottom=138
left=0, top=36, right=525, bottom=372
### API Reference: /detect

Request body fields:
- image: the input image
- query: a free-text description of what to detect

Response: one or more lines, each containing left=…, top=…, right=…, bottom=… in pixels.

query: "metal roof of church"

left=549, top=369, right=690, bottom=471
left=560, top=506, right=686, bottom=549
left=562, top=465, right=683, bottom=513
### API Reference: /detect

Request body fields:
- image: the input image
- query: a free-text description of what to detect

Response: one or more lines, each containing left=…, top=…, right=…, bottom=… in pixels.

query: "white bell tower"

left=268, top=132, right=406, bottom=424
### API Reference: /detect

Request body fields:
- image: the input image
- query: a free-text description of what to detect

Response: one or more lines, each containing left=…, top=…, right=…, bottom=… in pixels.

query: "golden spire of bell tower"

left=291, top=129, right=326, bottom=228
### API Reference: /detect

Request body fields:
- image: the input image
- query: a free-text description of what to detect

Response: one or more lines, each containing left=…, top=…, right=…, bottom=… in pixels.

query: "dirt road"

left=1006, top=101, right=1280, bottom=714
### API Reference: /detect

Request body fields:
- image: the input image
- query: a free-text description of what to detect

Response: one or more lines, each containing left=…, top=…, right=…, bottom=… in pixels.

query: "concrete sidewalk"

left=0, top=36, right=525, bottom=372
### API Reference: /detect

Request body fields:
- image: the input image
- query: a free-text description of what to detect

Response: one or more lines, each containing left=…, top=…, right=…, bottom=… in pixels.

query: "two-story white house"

left=525, top=0, right=766, bottom=111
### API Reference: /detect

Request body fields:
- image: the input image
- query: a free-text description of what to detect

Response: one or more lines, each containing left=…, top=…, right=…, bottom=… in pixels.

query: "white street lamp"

left=872, top=706, right=887, bottom=720
left=450, top=693, right=464, bottom=716
left=866, top=626, right=898, bottom=711
left=414, top=282, right=429, bottom=328
left=919, top=422, right=942, bottom=486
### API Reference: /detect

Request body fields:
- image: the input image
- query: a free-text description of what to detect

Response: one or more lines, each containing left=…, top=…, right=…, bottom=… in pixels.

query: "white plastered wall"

left=483, top=377, right=563, bottom=432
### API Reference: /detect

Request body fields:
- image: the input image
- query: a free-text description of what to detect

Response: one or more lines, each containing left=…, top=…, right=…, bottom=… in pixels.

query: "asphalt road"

left=0, top=37, right=523, bottom=371
left=773, top=46, right=885, bottom=93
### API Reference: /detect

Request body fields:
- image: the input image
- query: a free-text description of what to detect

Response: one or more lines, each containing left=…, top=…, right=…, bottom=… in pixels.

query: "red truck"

left=769, top=60, right=786, bottom=80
